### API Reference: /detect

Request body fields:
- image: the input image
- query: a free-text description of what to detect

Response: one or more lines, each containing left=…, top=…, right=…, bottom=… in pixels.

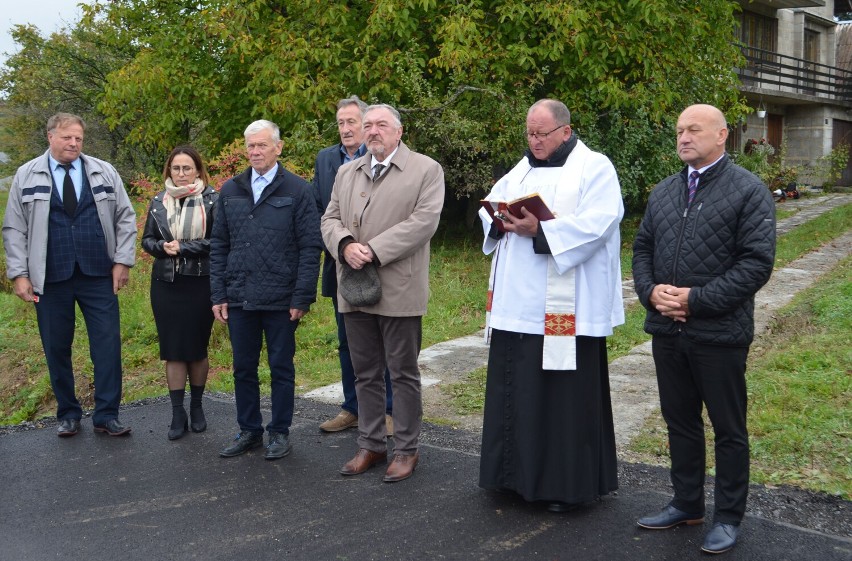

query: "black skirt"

left=479, top=330, right=619, bottom=504
left=150, top=274, right=214, bottom=362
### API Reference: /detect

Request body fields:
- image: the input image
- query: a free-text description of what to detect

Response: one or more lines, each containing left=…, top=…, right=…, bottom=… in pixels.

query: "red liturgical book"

left=481, top=192, right=555, bottom=232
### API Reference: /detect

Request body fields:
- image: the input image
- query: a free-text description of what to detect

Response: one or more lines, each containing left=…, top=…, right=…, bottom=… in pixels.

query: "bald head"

left=676, top=104, right=728, bottom=169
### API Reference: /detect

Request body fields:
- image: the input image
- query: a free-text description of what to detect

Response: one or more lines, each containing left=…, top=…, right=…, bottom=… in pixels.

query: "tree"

left=3, top=0, right=749, bottom=211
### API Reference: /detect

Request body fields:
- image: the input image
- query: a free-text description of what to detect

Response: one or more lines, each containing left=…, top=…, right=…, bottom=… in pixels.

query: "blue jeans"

left=333, top=295, right=392, bottom=416
left=35, top=269, right=122, bottom=425
left=228, top=307, right=298, bottom=434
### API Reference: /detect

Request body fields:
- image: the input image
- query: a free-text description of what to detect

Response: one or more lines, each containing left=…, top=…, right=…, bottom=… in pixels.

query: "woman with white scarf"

left=142, top=146, right=219, bottom=440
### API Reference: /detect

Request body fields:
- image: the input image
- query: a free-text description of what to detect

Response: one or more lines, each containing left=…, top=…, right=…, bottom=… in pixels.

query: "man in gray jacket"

left=321, top=103, right=444, bottom=483
left=3, top=113, right=137, bottom=438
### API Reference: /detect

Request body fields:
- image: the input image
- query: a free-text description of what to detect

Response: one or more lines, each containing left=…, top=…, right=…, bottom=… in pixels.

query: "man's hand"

left=343, top=242, right=374, bottom=269
left=501, top=206, right=539, bottom=237
left=213, top=303, right=229, bottom=324
left=290, top=308, right=306, bottom=321
left=650, top=284, right=691, bottom=322
left=13, top=277, right=34, bottom=302
left=112, top=264, right=130, bottom=294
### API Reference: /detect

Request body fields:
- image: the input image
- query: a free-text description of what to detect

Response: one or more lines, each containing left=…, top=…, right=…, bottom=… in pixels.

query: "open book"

left=480, top=192, right=555, bottom=232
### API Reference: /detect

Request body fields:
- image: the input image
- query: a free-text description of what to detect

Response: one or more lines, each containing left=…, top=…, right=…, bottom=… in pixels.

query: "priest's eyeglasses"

left=525, top=124, right=566, bottom=140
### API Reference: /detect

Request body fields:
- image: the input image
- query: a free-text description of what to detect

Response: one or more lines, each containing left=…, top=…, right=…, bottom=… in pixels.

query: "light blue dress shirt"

left=250, top=164, right=279, bottom=203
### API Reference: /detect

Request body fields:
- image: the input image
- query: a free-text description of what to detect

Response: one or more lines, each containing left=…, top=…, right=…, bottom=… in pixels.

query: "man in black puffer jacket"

left=633, top=104, right=775, bottom=554
left=211, top=119, right=322, bottom=461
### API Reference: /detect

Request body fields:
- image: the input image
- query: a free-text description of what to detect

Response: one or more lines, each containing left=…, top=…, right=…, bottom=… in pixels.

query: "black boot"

left=168, top=388, right=188, bottom=440
left=189, top=384, right=207, bottom=433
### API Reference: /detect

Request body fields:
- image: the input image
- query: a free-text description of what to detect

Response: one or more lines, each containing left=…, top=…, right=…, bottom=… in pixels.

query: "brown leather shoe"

left=320, top=410, right=358, bottom=432
left=383, top=452, right=419, bottom=483
left=340, top=448, right=388, bottom=476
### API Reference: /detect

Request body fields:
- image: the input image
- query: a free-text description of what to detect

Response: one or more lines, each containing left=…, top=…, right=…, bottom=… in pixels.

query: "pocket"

left=258, top=196, right=294, bottom=230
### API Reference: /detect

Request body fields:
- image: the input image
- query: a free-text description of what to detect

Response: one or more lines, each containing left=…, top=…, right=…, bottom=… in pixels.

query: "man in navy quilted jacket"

left=632, top=104, right=775, bottom=554
left=211, top=119, right=322, bottom=461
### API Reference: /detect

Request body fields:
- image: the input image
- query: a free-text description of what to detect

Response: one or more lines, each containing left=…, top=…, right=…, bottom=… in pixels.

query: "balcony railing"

left=737, top=45, right=852, bottom=103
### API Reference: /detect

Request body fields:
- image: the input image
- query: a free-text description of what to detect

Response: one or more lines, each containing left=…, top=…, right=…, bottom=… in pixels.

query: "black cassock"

left=479, top=330, right=618, bottom=504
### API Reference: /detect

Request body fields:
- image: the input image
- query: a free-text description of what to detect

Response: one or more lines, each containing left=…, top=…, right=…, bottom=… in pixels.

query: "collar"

left=371, top=144, right=400, bottom=171
left=340, top=143, right=366, bottom=163
left=251, top=163, right=279, bottom=186
left=525, top=134, right=578, bottom=168
left=47, top=153, right=82, bottom=172
left=689, top=152, right=725, bottom=177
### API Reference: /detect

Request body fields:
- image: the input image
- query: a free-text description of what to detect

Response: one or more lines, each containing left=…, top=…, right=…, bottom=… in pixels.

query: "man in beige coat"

left=321, top=103, right=445, bottom=482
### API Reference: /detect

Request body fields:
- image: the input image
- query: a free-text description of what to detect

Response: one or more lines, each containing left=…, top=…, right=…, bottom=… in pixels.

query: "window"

left=740, top=11, right=778, bottom=52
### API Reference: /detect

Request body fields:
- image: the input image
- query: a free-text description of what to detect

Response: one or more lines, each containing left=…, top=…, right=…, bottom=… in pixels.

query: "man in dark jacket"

left=632, top=104, right=775, bottom=554
left=211, top=119, right=322, bottom=460
left=313, top=96, right=393, bottom=434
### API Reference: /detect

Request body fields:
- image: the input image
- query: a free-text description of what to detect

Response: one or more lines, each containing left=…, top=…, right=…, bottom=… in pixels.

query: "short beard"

left=368, top=142, right=386, bottom=159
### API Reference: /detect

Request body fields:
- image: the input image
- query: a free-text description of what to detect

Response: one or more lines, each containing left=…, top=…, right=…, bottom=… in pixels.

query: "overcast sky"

left=0, top=0, right=90, bottom=70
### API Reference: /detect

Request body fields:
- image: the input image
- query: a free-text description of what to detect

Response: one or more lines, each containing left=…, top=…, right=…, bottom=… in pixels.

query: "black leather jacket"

left=141, top=187, right=218, bottom=282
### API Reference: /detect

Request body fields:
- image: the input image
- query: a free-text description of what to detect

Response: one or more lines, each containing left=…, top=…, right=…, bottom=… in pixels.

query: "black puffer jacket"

left=632, top=155, right=775, bottom=346
left=210, top=164, right=322, bottom=311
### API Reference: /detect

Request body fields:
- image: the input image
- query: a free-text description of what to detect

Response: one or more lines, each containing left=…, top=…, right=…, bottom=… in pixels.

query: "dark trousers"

left=332, top=295, right=392, bottom=416
left=652, top=334, right=750, bottom=525
left=227, top=307, right=298, bottom=434
left=344, top=312, right=422, bottom=455
left=35, top=269, right=122, bottom=425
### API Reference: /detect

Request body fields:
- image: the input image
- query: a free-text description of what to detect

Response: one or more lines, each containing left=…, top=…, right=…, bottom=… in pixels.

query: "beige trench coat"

left=320, top=141, right=445, bottom=316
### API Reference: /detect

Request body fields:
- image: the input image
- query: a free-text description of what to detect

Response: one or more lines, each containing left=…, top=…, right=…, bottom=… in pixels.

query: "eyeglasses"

left=170, top=165, right=196, bottom=175
left=525, top=124, right=566, bottom=141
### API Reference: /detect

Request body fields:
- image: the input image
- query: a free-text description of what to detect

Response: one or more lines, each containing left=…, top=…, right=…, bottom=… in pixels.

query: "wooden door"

left=832, top=119, right=852, bottom=186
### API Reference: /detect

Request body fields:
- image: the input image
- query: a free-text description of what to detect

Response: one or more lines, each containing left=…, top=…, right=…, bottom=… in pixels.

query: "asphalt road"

left=1, top=397, right=849, bottom=561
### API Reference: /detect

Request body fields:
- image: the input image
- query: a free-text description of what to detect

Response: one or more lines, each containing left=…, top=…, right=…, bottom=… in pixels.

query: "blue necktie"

left=687, top=171, right=700, bottom=207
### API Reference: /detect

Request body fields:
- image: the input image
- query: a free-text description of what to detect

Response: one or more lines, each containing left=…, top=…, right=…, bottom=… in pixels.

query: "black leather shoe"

left=219, top=431, right=263, bottom=457
left=264, top=432, right=292, bottom=460
left=189, top=405, right=207, bottom=433
left=93, top=418, right=131, bottom=436
left=57, top=419, right=80, bottom=437
left=168, top=408, right=188, bottom=441
left=637, top=504, right=704, bottom=529
left=701, top=522, right=739, bottom=554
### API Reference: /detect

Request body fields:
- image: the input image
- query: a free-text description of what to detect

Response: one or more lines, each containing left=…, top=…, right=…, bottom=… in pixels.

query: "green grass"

left=631, top=257, right=852, bottom=499
left=774, top=203, right=852, bottom=268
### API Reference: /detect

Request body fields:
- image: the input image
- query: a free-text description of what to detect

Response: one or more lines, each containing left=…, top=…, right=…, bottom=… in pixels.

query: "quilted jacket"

left=632, top=155, right=775, bottom=346
left=210, top=164, right=322, bottom=311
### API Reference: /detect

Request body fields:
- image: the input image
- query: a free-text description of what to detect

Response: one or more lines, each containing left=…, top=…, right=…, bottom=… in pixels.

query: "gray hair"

left=244, top=119, right=281, bottom=143
left=528, top=99, right=571, bottom=126
left=337, top=95, right=368, bottom=116
left=364, top=104, right=402, bottom=128
left=47, top=112, right=86, bottom=133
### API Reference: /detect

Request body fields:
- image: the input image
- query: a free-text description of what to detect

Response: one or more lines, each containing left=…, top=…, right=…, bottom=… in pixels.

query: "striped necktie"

left=687, top=170, right=700, bottom=206
left=372, top=163, right=385, bottom=182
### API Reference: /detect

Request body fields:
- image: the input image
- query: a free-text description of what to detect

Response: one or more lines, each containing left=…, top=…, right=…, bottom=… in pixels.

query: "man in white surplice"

left=477, top=99, right=625, bottom=512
